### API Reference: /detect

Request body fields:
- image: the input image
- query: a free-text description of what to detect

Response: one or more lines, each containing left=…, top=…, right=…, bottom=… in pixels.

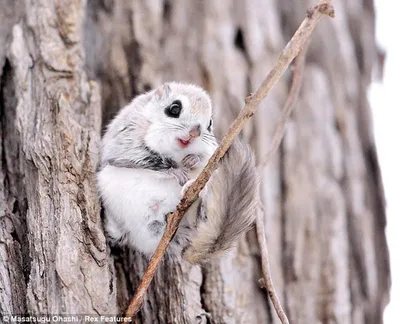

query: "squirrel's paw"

left=181, top=179, right=195, bottom=197
left=181, top=154, right=201, bottom=169
left=166, top=168, right=188, bottom=186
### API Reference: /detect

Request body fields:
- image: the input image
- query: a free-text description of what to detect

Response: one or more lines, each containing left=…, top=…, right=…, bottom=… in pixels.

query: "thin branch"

left=256, top=206, right=289, bottom=324
left=255, top=43, right=308, bottom=324
left=257, top=42, right=308, bottom=171
left=125, top=0, right=334, bottom=318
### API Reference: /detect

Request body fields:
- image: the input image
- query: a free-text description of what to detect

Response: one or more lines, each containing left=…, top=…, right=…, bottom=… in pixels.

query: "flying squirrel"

left=97, top=82, right=258, bottom=264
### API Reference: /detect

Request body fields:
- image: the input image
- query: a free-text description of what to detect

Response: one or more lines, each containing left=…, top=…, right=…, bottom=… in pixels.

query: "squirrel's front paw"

left=166, top=168, right=188, bottom=186
left=181, top=154, right=201, bottom=169
left=181, top=179, right=195, bottom=197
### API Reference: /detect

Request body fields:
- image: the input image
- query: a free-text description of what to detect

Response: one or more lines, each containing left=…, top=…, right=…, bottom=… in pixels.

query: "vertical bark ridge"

left=0, top=0, right=388, bottom=323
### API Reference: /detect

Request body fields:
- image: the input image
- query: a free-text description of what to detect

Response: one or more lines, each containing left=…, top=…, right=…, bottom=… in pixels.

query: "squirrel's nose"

left=189, top=124, right=201, bottom=138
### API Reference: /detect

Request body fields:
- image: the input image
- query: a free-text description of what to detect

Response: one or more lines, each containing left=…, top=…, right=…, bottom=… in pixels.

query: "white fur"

left=97, top=166, right=182, bottom=255
left=97, top=82, right=217, bottom=257
left=100, top=82, right=215, bottom=167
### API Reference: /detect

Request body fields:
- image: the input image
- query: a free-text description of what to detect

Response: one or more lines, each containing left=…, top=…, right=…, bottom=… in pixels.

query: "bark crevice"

left=0, top=1, right=389, bottom=323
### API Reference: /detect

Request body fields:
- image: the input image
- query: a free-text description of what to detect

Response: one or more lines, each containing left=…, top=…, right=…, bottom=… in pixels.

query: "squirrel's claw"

left=166, top=168, right=189, bottom=186
left=181, top=154, right=201, bottom=169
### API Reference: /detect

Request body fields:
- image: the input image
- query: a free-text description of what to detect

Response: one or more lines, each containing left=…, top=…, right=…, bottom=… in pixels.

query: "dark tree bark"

left=0, top=0, right=389, bottom=323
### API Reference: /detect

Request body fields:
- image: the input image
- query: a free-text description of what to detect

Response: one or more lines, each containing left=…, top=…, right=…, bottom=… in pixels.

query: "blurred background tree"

left=0, top=0, right=389, bottom=323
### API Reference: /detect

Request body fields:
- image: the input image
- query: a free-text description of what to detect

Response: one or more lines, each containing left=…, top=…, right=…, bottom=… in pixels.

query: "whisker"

left=164, top=124, right=182, bottom=129
left=201, top=137, right=217, bottom=145
left=158, top=125, right=183, bottom=132
left=164, top=122, right=186, bottom=131
left=203, top=134, right=216, bottom=140
left=203, top=134, right=218, bottom=143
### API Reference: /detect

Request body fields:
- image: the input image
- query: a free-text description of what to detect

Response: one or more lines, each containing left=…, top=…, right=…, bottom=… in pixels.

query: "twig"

left=256, top=206, right=289, bottom=324
left=255, top=43, right=308, bottom=324
left=125, top=0, right=334, bottom=318
left=257, top=42, right=308, bottom=171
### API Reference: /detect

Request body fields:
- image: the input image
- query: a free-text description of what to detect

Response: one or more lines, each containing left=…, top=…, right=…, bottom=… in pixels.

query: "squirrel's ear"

left=154, top=84, right=171, bottom=101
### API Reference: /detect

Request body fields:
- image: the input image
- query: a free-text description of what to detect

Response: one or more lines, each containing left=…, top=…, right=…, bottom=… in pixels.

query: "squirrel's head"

left=142, top=82, right=216, bottom=161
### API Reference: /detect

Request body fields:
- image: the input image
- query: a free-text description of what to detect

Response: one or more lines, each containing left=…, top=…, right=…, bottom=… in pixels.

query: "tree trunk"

left=0, top=0, right=389, bottom=323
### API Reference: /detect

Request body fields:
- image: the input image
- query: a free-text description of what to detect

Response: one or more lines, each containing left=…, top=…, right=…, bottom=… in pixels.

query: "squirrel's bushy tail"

left=183, top=139, right=259, bottom=264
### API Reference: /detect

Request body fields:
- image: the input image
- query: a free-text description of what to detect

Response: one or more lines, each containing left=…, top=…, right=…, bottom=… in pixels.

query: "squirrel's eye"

left=207, top=119, right=213, bottom=131
left=170, top=104, right=181, bottom=115
left=165, top=100, right=182, bottom=118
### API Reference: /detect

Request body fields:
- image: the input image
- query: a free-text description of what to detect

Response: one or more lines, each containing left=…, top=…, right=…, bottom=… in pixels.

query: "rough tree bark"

left=0, top=0, right=389, bottom=324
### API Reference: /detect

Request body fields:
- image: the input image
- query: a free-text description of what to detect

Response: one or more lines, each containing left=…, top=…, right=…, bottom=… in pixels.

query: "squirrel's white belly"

left=97, top=165, right=182, bottom=255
